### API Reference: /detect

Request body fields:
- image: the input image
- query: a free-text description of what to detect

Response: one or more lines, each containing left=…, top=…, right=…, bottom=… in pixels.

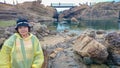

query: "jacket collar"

left=15, top=33, right=32, bottom=40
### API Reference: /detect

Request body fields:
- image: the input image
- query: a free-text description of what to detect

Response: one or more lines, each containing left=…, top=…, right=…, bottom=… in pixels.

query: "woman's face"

left=18, top=26, right=29, bottom=36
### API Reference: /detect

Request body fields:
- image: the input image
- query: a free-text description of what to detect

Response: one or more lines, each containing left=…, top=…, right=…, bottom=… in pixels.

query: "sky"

left=1, top=0, right=120, bottom=6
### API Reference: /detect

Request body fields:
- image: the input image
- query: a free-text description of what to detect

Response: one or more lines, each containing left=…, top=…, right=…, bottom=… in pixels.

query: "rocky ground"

left=41, top=29, right=120, bottom=68
left=0, top=23, right=120, bottom=68
left=0, top=1, right=120, bottom=68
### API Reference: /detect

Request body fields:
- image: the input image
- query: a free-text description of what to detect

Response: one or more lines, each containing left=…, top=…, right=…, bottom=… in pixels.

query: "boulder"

left=95, top=30, right=106, bottom=43
left=105, top=32, right=120, bottom=65
left=73, top=34, right=108, bottom=63
left=70, top=17, right=79, bottom=24
left=105, top=32, right=120, bottom=46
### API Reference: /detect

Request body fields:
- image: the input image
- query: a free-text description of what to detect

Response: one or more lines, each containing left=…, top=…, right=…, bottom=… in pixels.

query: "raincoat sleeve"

left=0, top=35, right=15, bottom=68
left=0, top=46, right=11, bottom=68
left=32, top=37, right=44, bottom=68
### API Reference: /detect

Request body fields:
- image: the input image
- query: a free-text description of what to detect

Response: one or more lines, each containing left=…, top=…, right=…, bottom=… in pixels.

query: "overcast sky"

left=1, top=0, right=119, bottom=6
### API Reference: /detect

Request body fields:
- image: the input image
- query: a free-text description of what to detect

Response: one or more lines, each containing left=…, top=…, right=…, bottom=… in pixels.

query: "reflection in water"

left=84, top=20, right=119, bottom=30
left=56, top=23, right=69, bottom=31
left=53, top=20, right=119, bottom=32
left=46, top=20, right=119, bottom=36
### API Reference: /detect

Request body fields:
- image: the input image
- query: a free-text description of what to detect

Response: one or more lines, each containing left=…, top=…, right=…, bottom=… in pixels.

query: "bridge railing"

left=51, top=3, right=76, bottom=8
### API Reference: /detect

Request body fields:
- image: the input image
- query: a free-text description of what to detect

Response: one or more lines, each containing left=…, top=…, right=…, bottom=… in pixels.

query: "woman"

left=0, top=19, right=44, bottom=68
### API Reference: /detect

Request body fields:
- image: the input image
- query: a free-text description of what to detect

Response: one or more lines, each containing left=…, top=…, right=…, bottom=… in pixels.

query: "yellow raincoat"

left=0, top=33, right=44, bottom=68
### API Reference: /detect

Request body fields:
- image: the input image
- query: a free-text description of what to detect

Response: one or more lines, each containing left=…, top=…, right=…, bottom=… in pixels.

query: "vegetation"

left=0, top=20, right=16, bottom=27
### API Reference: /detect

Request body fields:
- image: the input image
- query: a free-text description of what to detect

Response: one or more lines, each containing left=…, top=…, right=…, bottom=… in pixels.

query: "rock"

left=49, top=52, right=56, bottom=58
left=54, top=48, right=64, bottom=52
left=82, top=57, right=93, bottom=65
left=105, top=32, right=120, bottom=45
left=105, top=32, right=120, bottom=49
left=32, top=23, right=41, bottom=31
left=49, top=30, right=57, bottom=35
left=105, top=32, right=120, bottom=65
left=71, top=17, right=78, bottom=22
left=112, top=53, right=120, bottom=65
left=73, top=35, right=93, bottom=56
left=59, top=2, right=119, bottom=20
left=96, top=30, right=106, bottom=34
left=0, top=29, right=5, bottom=34
left=96, top=34, right=105, bottom=40
left=73, top=34, right=108, bottom=63
left=64, top=29, right=69, bottom=33
left=36, top=33, right=44, bottom=41
left=0, top=26, right=16, bottom=38
left=95, top=30, right=106, bottom=43
left=0, top=2, right=56, bottom=21
left=44, top=33, right=49, bottom=36
left=48, top=48, right=87, bottom=68
left=68, top=33, right=77, bottom=37
left=44, top=39, right=88, bottom=68
left=37, top=0, right=42, bottom=4
left=70, top=17, right=79, bottom=24
left=49, top=48, right=64, bottom=58
left=87, top=46, right=108, bottom=64
left=30, top=23, right=56, bottom=40
left=82, top=29, right=96, bottom=38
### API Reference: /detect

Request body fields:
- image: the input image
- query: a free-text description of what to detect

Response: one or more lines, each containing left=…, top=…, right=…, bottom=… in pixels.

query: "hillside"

left=0, top=1, right=56, bottom=22
left=59, top=2, right=120, bottom=20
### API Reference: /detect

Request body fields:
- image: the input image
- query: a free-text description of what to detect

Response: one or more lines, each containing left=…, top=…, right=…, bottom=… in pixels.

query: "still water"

left=48, top=20, right=120, bottom=34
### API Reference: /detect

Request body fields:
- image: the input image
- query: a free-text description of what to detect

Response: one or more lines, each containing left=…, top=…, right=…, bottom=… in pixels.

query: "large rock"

left=59, top=2, right=119, bottom=20
left=0, top=2, right=56, bottom=22
left=73, top=34, right=108, bottom=63
left=105, top=32, right=120, bottom=65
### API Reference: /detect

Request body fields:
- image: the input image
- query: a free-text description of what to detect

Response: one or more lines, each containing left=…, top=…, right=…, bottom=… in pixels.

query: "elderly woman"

left=0, top=19, right=44, bottom=68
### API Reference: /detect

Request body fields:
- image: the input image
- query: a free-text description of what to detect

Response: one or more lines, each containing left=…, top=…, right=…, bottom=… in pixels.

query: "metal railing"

left=51, top=3, right=76, bottom=8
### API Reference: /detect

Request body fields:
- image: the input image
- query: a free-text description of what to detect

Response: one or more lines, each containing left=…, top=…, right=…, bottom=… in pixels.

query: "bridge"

left=51, top=3, right=76, bottom=8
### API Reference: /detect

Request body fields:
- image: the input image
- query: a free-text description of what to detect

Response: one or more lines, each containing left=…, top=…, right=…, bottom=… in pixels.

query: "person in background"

left=0, top=18, right=44, bottom=68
